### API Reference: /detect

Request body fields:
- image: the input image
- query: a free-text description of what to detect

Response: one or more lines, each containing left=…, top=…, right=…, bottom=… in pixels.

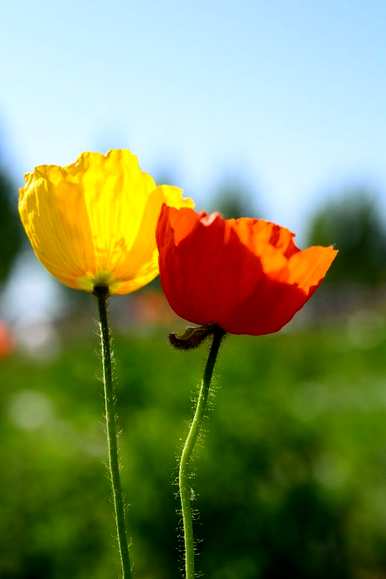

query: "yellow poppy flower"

left=19, top=149, right=194, bottom=295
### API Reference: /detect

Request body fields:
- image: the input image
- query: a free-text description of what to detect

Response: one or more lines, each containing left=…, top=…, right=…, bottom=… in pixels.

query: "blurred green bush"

left=1, top=318, right=386, bottom=578
left=306, top=189, right=386, bottom=286
left=0, top=167, right=22, bottom=285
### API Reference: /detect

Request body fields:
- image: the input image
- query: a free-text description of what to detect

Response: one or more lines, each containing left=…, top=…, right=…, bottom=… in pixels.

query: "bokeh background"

left=1, top=1, right=386, bottom=577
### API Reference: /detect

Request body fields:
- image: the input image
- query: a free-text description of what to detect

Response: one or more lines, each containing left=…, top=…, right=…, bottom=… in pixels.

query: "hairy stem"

left=178, top=327, right=225, bottom=578
left=95, top=287, right=132, bottom=579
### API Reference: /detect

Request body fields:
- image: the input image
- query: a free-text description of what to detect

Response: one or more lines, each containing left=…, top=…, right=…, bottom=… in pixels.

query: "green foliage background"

left=0, top=168, right=22, bottom=285
left=306, top=190, right=386, bottom=286
left=1, top=317, right=386, bottom=579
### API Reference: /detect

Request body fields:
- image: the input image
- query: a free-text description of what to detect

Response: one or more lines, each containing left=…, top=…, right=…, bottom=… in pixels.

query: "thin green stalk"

left=95, top=286, right=132, bottom=579
left=178, top=327, right=225, bottom=579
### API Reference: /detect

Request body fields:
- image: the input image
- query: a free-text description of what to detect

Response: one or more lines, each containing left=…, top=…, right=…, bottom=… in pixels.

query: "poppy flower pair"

left=19, top=149, right=337, bottom=334
left=18, top=149, right=337, bottom=579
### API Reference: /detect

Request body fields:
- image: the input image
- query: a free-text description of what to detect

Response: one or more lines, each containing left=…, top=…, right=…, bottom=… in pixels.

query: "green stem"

left=178, top=327, right=225, bottom=579
left=95, top=286, right=132, bottom=579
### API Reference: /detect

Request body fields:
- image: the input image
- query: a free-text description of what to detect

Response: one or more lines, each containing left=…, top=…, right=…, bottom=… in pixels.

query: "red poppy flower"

left=156, top=206, right=337, bottom=336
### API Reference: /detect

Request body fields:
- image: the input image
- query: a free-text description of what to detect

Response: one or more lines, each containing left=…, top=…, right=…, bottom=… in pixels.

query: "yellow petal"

left=19, top=150, right=194, bottom=294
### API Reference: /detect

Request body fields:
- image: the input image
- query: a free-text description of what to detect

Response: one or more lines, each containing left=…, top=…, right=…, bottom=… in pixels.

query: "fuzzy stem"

left=178, top=327, right=225, bottom=578
left=95, top=287, right=132, bottom=579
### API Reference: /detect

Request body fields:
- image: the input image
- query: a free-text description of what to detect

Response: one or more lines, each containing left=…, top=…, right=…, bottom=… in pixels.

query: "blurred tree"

left=0, top=167, right=22, bottom=285
left=210, top=177, right=260, bottom=219
left=306, top=188, right=386, bottom=285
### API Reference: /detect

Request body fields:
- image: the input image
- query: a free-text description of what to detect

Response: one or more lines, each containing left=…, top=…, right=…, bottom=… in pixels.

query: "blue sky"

left=2, top=0, right=386, bottom=237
